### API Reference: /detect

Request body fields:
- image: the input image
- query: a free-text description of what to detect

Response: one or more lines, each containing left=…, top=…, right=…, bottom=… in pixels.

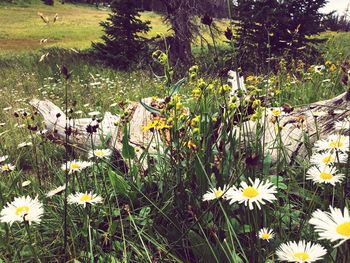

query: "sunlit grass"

left=0, top=0, right=229, bottom=54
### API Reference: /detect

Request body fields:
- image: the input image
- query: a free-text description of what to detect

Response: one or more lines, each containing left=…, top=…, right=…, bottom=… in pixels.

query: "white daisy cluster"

left=306, top=133, right=349, bottom=186
left=0, top=190, right=103, bottom=226
left=202, top=178, right=277, bottom=210
left=0, top=151, right=103, bottom=228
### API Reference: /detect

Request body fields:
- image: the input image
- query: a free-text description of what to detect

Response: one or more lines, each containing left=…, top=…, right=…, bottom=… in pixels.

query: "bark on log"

left=30, top=98, right=156, bottom=170
left=30, top=91, right=350, bottom=165
left=253, top=91, right=350, bottom=164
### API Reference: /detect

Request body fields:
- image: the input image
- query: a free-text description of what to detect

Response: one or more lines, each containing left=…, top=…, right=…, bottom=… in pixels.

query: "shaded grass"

left=321, top=31, right=350, bottom=61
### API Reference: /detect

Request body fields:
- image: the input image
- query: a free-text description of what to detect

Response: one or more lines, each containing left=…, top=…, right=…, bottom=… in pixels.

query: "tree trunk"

left=160, top=0, right=194, bottom=76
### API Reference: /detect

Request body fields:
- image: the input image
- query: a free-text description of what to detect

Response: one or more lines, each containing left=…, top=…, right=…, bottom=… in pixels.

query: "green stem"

left=25, top=222, right=39, bottom=263
left=63, top=79, right=69, bottom=258
left=87, top=212, right=94, bottom=263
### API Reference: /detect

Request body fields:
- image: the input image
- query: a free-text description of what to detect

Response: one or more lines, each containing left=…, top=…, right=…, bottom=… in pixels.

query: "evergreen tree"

left=93, top=0, right=151, bottom=69
left=42, top=0, right=54, bottom=5
left=232, top=0, right=328, bottom=73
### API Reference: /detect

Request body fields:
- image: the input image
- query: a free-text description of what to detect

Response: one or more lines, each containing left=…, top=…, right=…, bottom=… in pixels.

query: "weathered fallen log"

left=252, top=91, right=350, bottom=163
left=30, top=91, right=350, bottom=166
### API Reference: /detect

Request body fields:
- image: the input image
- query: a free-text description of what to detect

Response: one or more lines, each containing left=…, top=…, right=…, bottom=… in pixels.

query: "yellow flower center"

left=272, top=109, right=281, bottom=116
left=323, top=155, right=334, bottom=164
left=2, top=165, right=9, bottom=171
left=329, top=140, right=343, bottom=149
left=15, top=205, right=29, bottom=216
left=336, top=222, right=350, bottom=237
left=242, top=187, right=259, bottom=198
left=293, top=252, right=309, bottom=261
left=320, top=172, right=333, bottom=180
left=95, top=150, right=104, bottom=157
left=70, top=163, right=81, bottom=170
left=214, top=190, right=223, bottom=198
left=80, top=194, right=92, bottom=202
left=261, top=233, right=270, bottom=240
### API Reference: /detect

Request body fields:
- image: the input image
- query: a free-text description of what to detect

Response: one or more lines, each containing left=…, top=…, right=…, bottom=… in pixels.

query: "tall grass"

left=1, top=2, right=350, bottom=261
left=0, top=41, right=350, bottom=262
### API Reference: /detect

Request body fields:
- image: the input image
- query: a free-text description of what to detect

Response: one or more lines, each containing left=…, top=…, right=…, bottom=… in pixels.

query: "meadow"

left=1, top=1, right=350, bottom=262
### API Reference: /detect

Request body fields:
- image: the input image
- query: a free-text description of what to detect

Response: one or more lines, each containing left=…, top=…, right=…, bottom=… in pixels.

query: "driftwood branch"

left=253, top=91, right=350, bottom=163
left=30, top=91, right=350, bottom=166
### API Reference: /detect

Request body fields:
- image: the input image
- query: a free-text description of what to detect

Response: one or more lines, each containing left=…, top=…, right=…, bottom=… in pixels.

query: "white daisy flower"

left=15, top=124, right=26, bottom=129
left=1, top=163, right=15, bottom=172
left=306, top=166, right=344, bottom=186
left=314, top=134, right=349, bottom=152
left=88, top=149, right=112, bottom=159
left=310, top=151, right=347, bottom=166
left=268, top=107, right=286, bottom=118
left=226, top=178, right=277, bottom=210
left=202, top=185, right=230, bottom=201
left=21, top=181, right=31, bottom=187
left=46, top=184, right=66, bottom=198
left=314, top=65, right=325, bottom=74
left=17, top=142, right=33, bottom=149
left=309, top=206, right=350, bottom=247
left=276, top=240, right=327, bottom=262
left=0, top=196, right=44, bottom=226
left=3, top=106, right=12, bottom=111
left=68, top=192, right=103, bottom=208
left=258, top=228, right=274, bottom=242
left=61, top=160, right=93, bottom=174
left=0, top=155, right=8, bottom=163
left=110, top=102, right=118, bottom=107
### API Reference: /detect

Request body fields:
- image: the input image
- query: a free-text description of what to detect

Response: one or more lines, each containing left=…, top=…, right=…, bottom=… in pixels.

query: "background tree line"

left=27, top=0, right=350, bottom=74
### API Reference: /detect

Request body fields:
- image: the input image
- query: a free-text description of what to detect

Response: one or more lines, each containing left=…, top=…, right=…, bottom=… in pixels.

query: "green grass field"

left=0, top=0, right=108, bottom=52
left=0, top=0, right=228, bottom=54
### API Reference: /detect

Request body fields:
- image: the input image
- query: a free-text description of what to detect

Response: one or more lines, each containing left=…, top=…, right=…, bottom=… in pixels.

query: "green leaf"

left=169, top=78, right=186, bottom=96
left=108, top=169, right=130, bottom=196
left=121, top=126, right=135, bottom=159
left=194, top=155, right=209, bottom=194
left=242, top=224, right=252, bottom=233
left=231, top=253, right=244, bottom=263
left=263, top=154, right=272, bottom=175
left=108, top=219, right=119, bottom=236
left=139, top=207, right=151, bottom=218
left=269, top=175, right=288, bottom=190
left=139, top=99, right=161, bottom=115
left=187, top=230, right=218, bottom=263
